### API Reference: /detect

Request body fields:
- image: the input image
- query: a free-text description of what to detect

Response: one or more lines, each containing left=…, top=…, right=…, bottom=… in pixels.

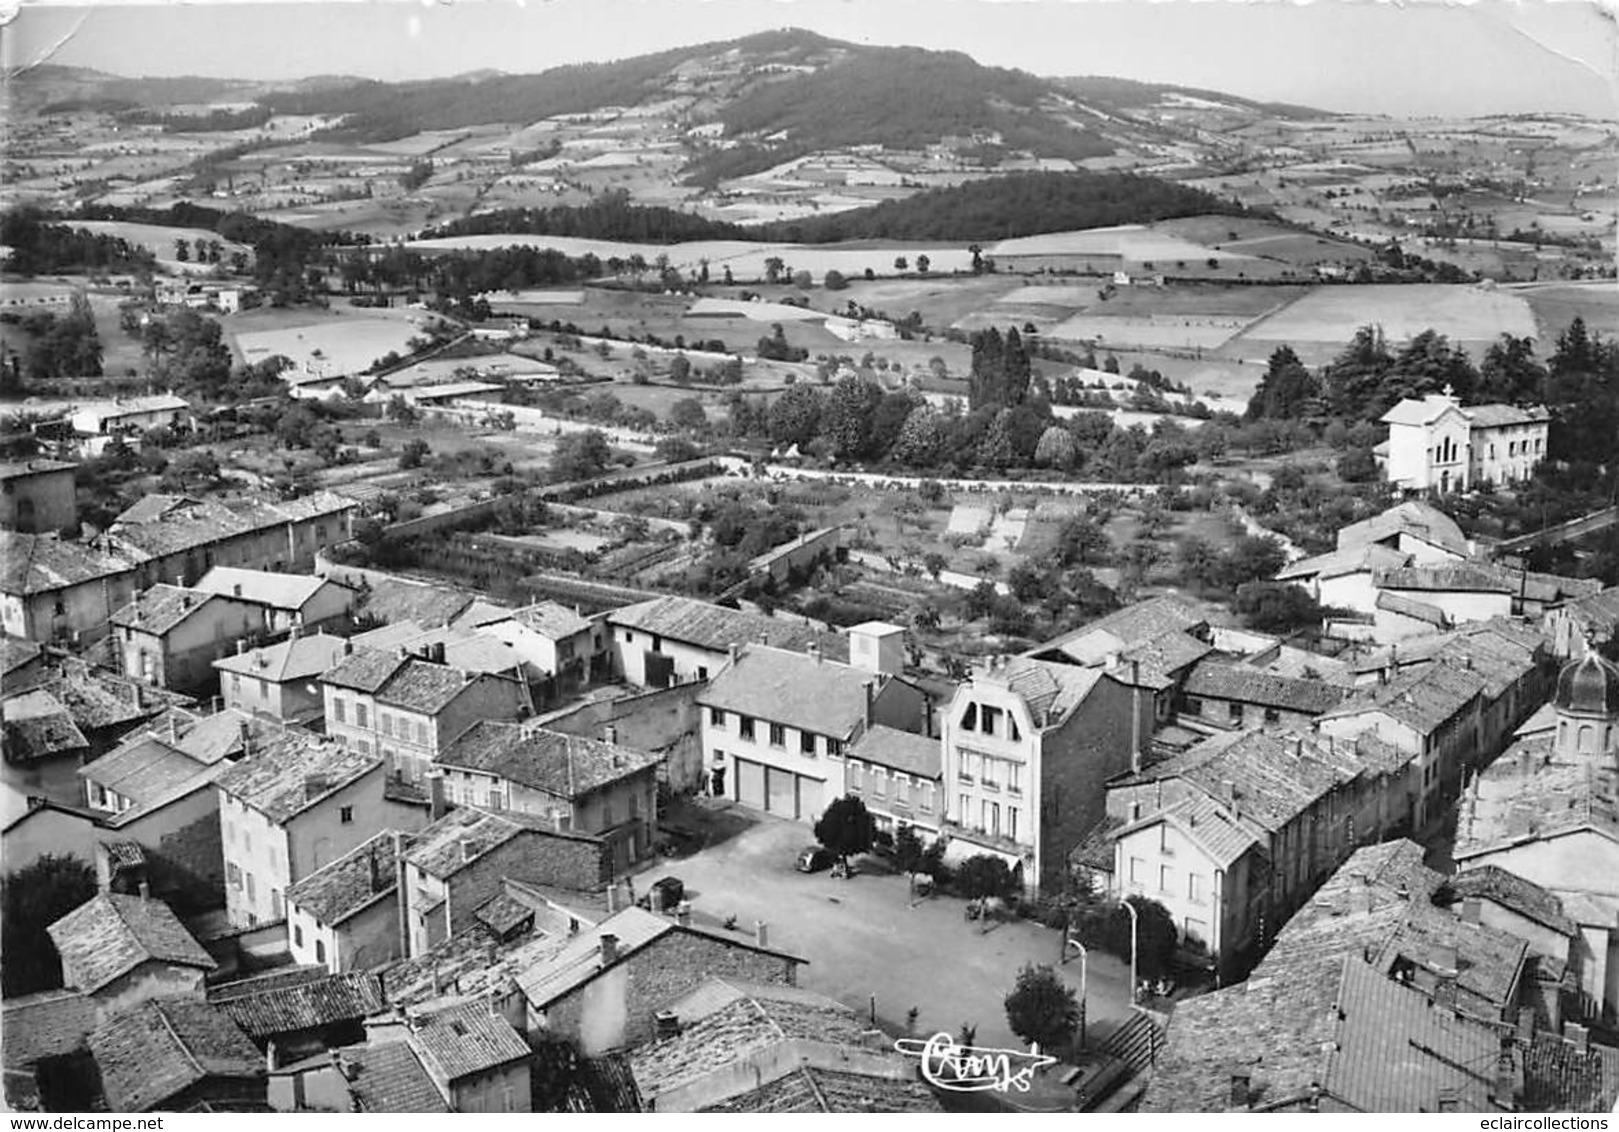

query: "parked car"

left=638, top=876, right=685, bottom=912
left=795, top=846, right=834, bottom=873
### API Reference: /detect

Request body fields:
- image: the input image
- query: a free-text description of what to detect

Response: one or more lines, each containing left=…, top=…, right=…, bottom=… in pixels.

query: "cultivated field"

left=71, top=221, right=252, bottom=262
left=1234, top=283, right=1539, bottom=355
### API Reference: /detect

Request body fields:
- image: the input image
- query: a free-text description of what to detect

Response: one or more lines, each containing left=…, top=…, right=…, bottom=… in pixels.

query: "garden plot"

left=1044, top=312, right=1250, bottom=351
left=946, top=503, right=1029, bottom=550
left=1235, top=284, right=1538, bottom=350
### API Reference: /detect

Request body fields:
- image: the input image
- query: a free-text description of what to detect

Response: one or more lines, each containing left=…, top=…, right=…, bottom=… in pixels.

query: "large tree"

left=819, top=374, right=882, bottom=460
left=1245, top=345, right=1319, bottom=421
left=813, top=794, right=875, bottom=868
left=767, top=383, right=824, bottom=448
left=551, top=429, right=612, bottom=481
left=1004, top=963, right=1080, bottom=1052
left=956, top=853, right=1017, bottom=930
left=2, top=854, right=96, bottom=997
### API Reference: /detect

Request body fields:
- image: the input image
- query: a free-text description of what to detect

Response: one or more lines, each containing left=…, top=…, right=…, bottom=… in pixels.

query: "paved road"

left=642, top=804, right=1135, bottom=1052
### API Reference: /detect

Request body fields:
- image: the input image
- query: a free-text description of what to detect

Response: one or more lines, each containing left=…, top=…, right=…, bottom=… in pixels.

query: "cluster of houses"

left=4, top=410, right=1619, bottom=1111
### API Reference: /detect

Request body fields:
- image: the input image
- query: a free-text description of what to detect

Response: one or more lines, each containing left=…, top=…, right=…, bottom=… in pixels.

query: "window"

left=416, top=721, right=429, bottom=746
left=739, top=716, right=755, bottom=741
left=801, top=730, right=816, bottom=755
left=1006, top=763, right=1022, bottom=796
left=355, top=703, right=369, bottom=728
left=1188, top=873, right=1204, bottom=904
left=357, top=738, right=371, bottom=755
left=712, top=747, right=725, bottom=765
left=231, top=672, right=242, bottom=693
left=1227, top=702, right=1244, bottom=723
left=257, top=678, right=268, bottom=699
left=1006, top=807, right=1017, bottom=841
left=1129, top=856, right=1145, bottom=883
left=1159, top=824, right=1174, bottom=856
left=1184, top=918, right=1208, bottom=944
left=872, top=769, right=887, bottom=798
left=623, top=631, right=634, bottom=643
left=982, top=706, right=1002, bottom=737
left=959, top=752, right=976, bottom=784
left=697, top=666, right=708, bottom=681
left=769, top=723, right=786, bottom=748
left=919, top=782, right=934, bottom=813
left=1009, top=717, right=1020, bottom=742
left=294, top=924, right=304, bottom=948
left=1263, top=708, right=1280, bottom=724
left=340, top=805, right=354, bottom=824
left=227, top=863, right=242, bottom=889
left=981, top=757, right=999, bottom=791
left=895, top=777, right=910, bottom=805
left=959, top=794, right=972, bottom=825
left=381, top=713, right=394, bottom=738
left=315, top=939, right=326, bottom=964
left=1160, top=865, right=1174, bottom=893
left=827, top=739, right=843, bottom=759
left=710, top=708, right=725, bottom=728
left=960, top=703, right=978, bottom=731
left=983, top=800, right=999, bottom=836
left=271, top=890, right=283, bottom=919
left=246, top=873, right=256, bottom=902
left=333, top=698, right=346, bottom=724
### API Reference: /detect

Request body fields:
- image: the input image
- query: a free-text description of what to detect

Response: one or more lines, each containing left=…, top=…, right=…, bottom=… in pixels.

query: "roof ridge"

left=152, top=998, right=208, bottom=1082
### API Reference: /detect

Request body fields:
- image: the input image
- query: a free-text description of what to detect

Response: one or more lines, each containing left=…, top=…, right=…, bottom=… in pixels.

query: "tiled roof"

left=211, top=972, right=387, bottom=1040
left=108, top=584, right=225, bottom=635
left=1376, top=589, right=1450, bottom=627
left=214, top=730, right=381, bottom=825
left=1, top=990, right=98, bottom=1069
left=1563, top=587, right=1619, bottom=634
left=437, top=722, right=661, bottom=799
left=1030, top=595, right=1207, bottom=665
left=79, top=732, right=211, bottom=804
left=2, top=687, right=89, bottom=761
left=1141, top=841, right=1442, bottom=1113
left=511, top=601, right=592, bottom=639
left=0, top=458, right=76, bottom=482
left=336, top=1043, right=450, bottom=1113
left=1338, top=501, right=1470, bottom=558
left=74, top=394, right=191, bottom=426
left=213, top=632, right=352, bottom=684
left=90, top=998, right=263, bottom=1113
left=1456, top=737, right=1619, bottom=861
left=402, top=805, right=590, bottom=880
left=358, top=577, right=475, bottom=629
left=1322, top=957, right=1504, bottom=1112
left=1376, top=906, right=1528, bottom=1019
left=1276, top=542, right=1410, bottom=582
left=100, top=493, right=353, bottom=564
left=383, top=920, right=570, bottom=1011
left=1320, top=661, right=1484, bottom=734
left=373, top=656, right=479, bottom=713
left=1131, top=730, right=1359, bottom=835
left=1380, top=393, right=1469, bottom=427
left=1183, top=659, right=1348, bottom=715
left=48, top=893, right=216, bottom=994
left=1522, top=1032, right=1619, bottom=1113
left=407, top=1000, right=531, bottom=1082
left=353, top=622, right=525, bottom=680
left=1068, top=815, right=1124, bottom=873
left=848, top=725, right=940, bottom=779
left=285, top=831, right=399, bottom=926
left=475, top=893, right=535, bottom=937
left=0, top=530, right=137, bottom=595
left=631, top=979, right=933, bottom=1113
left=1379, top=563, right=1518, bottom=594
left=609, top=595, right=848, bottom=662
left=1445, top=866, right=1578, bottom=938
left=0, top=636, right=43, bottom=679
left=988, top=655, right=1106, bottom=726
left=194, top=566, right=345, bottom=612
left=516, top=907, right=674, bottom=1007
left=1465, top=403, right=1549, bottom=429
left=319, top=644, right=406, bottom=692
left=700, top=645, right=884, bottom=739
left=1117, top=628, right=1214, bottom=681
left=40, top=661, right=192, bottom=732
left=1124, top=793, right=1264, bottom=868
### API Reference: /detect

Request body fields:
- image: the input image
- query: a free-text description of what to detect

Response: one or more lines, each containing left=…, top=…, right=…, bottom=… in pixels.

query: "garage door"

left=766, top=767, right=799, bottom=820
left=735, top=758, right=766, bottom=811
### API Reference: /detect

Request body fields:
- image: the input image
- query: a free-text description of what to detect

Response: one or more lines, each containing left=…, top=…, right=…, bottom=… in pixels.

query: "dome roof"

left=1555, top=651, right=1619, bottom=717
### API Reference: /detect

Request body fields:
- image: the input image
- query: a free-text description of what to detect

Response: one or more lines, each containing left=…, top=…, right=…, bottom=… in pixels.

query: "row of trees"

left=2, top=294, right=103, bottom=382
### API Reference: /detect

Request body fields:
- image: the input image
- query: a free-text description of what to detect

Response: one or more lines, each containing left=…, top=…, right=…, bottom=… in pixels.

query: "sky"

left=4, top=0, right=1616, bottom=118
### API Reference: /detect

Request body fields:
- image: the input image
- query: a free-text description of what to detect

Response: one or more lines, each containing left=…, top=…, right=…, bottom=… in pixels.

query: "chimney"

left=655, top=1010, right=682, bottom=1040
left=755, top=921, right=769, bottom=949
left=1230, top=1071, right=1251, bottom=1110
left=137, top=879, right=150, bottom=900
left=863, top=680, right=875, bottom=728
left=458, top=835, right=472, bottom=864
left=1564, top=1022, right=1590, bottom=1053
left=1221, top=780, right=1237, bottom=804
left=237, top=638, right=247, bottom=654
left=266, top=1038, right=278, bottom=1074
left=808, top=642, right=821, bottom=665
left=603, top=724, right=618, bottom=745
left=431, top=641, right=446, bottom=665
left=728, top=642, right=739, bottom=665
left=233, top=583, right=243, bottom=597
left=429, top=773, right=447, bottom=821
left=551, top=809, right=564, bottom=832
left=393, top=830, right=410, bottom=959
left=1460, top=896, right=1481, bottom=924
left=239, top=718, right=252, bottom=754
left=289, top=625, right=301, bottom=642
left=675, top=900, right=692, bottom=928
left=343, top=639, right=354, bottom=656
left=1520, top=748, right=1533, bottom=777
left=367, top=847, right=382, bottom=893
left=599, top=933, right=619, bottom=966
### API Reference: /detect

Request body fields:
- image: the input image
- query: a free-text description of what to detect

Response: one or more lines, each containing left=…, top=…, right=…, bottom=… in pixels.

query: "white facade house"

left=1379, top=389, right=1549, bottom=493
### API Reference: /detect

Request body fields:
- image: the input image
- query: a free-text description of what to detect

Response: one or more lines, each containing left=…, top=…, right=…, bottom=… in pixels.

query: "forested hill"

left=414, top=174, right=1256, bottom=246
left=755, top=172, right=1257, bottom=244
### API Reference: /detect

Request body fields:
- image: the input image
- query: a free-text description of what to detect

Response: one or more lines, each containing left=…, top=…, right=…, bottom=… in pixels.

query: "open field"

left=230, top=307, right=442, bottom=374
left=1517, top=282, right=1619, bottom=341
left=1234, top=283, right=1538, bottom=355
left=1044, top=311, right=1250, bottom=351
left=72, top=220, right=252, bottom=261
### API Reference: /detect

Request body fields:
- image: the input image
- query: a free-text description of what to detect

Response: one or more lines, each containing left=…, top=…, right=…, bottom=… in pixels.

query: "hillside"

left=1055, top=75, right=1327, bottom=120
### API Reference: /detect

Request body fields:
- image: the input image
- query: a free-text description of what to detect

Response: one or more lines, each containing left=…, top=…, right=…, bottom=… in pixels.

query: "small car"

left=637, top=876, right=685, bottom=912
left=795, top=846, right=834, bottom=873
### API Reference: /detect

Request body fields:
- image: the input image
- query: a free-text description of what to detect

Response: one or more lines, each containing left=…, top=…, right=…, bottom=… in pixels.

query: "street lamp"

left=1122, top=899, right=1140, bottom=1007
left=1063, top=931, right=1088, bottom=1048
